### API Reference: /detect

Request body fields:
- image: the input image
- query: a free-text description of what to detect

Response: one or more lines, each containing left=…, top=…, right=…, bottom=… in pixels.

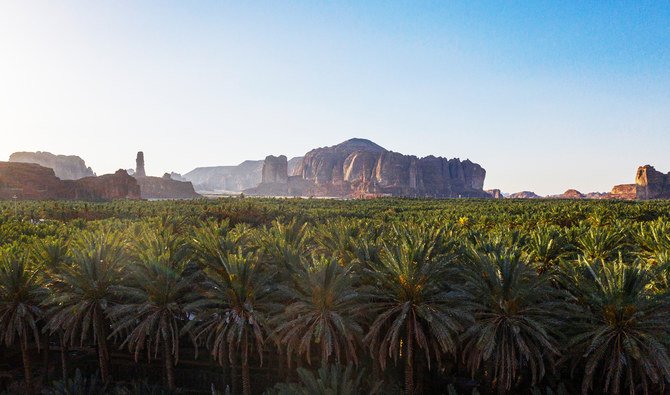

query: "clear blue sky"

left=1, top=1, right=668, bottom=195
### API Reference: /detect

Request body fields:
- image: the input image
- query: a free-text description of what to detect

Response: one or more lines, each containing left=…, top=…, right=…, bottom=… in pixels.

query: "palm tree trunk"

left=94, top=312, right=110, bottom=383
left=405, top=320, right=414, bottom=395
left=60, top=333, right=68, bottom=380
left=42, top=331, right=50, bottom=384
left=164, top=339, right=176, bottom=390
left=21, top=335, right=32, bottom=392
left=242, top=333, right=251, bottom=395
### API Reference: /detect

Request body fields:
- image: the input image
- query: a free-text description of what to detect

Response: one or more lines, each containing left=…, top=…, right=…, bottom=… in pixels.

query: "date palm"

left=363, top=224, right=470, bottom=395
left=108, top=226, right=191, bottom=390
left=454, top=248, right=569, bottom=393
left=44, top=229, right=127, bottom=383
left=0, top=253, right=46, bottom=391
left=185, top=251, right=277, bottom=395
left=560, top=259, right=670, bottom=395
left=272, top=258, right=364, bottom=367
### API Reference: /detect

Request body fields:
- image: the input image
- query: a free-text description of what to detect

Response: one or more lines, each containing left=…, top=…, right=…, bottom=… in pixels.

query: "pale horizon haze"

left=1, top=1, right=669, bottom=195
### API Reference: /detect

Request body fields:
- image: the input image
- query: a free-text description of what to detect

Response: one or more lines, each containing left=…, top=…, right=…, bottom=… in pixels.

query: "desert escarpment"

left=9, top=151, right=96, bottom=180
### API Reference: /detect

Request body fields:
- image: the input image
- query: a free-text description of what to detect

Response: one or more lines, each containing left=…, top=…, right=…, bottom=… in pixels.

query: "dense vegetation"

left=1, top=197, right=670, bottom=394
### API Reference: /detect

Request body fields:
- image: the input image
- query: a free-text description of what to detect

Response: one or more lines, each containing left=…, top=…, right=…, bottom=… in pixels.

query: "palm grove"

left=1, top=198, right=670, bottom=395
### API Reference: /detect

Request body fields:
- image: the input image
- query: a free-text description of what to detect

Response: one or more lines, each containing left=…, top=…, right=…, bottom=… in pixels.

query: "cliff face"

left=249, top=138, right=489, bottom=198
left=134, top=176, right=200, bottom=199
left=9, top=151, right=95, bottom=180
left=635, top=165, right=670, bottom=200
left=0, top=162, right=139, bottom=201
left=184, top=161, right=264, bottom=192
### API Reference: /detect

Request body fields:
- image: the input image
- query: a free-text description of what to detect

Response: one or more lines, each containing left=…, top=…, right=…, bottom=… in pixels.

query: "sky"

left=0, top=1, right=669, bottom=195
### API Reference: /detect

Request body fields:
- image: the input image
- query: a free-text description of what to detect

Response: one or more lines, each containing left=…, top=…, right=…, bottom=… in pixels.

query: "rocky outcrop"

left=635, top=165, right=670, bottom=200
left=75, top=170, right=142, bottom=200
left=487, top=189, right=503, bottom=199
left=134, top=176, right=200, bottom=199
left=508, top=191, right=541, bottom=199
left=549, top=189, right=586, bottom=199
left=9, top=151, right=95, bottom=180
left=135, top=152, right=146, bottom=178
left=609, top=184, right=637, bottom=200
left=0, top=162, right=139, bottom=201
left=130, top=152, right=199, bottom=199
left=262, top=155, right=288, bottom=184
left=247, top=138, right=489, bottom=198
left=184, top=161, right=264, bottom=193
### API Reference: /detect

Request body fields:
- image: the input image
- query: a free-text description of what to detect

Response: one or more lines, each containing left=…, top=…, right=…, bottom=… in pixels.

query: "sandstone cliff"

left=635, top=165, right=670, bottom=200
left=247, top=138, right=489, bottom=198
left=0, top=162, right=139, bottom=201
left=487, top=189, right=503, bottom=199
left=9, top=151, right=95, bottom=180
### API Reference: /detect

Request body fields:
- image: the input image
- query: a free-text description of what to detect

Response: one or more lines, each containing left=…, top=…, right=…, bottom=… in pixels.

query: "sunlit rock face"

left=9, top=151, right=95, bottom=180
left=635, top=165, right=670, bottom=200
left=249, top=138, right=489, bottom=198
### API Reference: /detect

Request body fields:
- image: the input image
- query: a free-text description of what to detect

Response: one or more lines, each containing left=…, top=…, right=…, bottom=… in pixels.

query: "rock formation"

left=9, top=151, right=95, bottom=180
left=608, top=184, right=637, bottom=200
left=135, top=152, right=146, bottom=177
left=549, top=189, right=586, bottom=199
left=635, top=165, right=670, bottom=200
left=0, top=162, right=139, bottom=201
left=134, top=176, right=200, bottom=200
left=487, top=189, right=503, bottom=199
left=184, top=161, right=265, bottom=193
left=262, top=155, right=288, bottom=184
left=247, top=138, right=489, bottom=198
left=508, top=191, right=541, bottom=199
left=130, top=152, right=199, bottom=199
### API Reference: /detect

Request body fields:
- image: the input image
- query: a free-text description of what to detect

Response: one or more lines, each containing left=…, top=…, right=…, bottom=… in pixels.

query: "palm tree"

left=560, top=258, right=670, bottom=395
left=185, top=251, right=277, bottom=395
left=454, top=248, right=569, bottom=393
left=272, top=258, right=364, bottom=367
left=363, top=224, right=470, bottom=395
left=30, top=237, right=71, bottom=382
left=523, top=226, right=572, bottom=273
left=108, top=226, right=191, bottom=390
left=44, top=229, right=127, bottom=383
left=258, top=218, right=311, bottom=279
left=0, top=253, right=45, bottom=391
left=576, top=227, right=626, bottom=262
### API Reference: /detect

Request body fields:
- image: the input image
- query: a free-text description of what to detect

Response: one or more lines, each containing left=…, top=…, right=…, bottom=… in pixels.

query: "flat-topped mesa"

left=9, top=151, right=95, bottom=180
left=247, top=138, right=489, bottom=198
left=135, top=151, right=146, bottom=177
left=636, top=165, right=670, bottom=200
left=0, top=162, right=140, bottom=201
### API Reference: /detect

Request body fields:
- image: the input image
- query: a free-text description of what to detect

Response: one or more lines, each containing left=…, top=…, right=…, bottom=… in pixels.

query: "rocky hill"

left=9, top=151, right=95, bottom=180
left=508, top=191, right=542, bottom=199
left=0, top=162, right=139, bottom=201
left=246, top=138, right=489, bottom=198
